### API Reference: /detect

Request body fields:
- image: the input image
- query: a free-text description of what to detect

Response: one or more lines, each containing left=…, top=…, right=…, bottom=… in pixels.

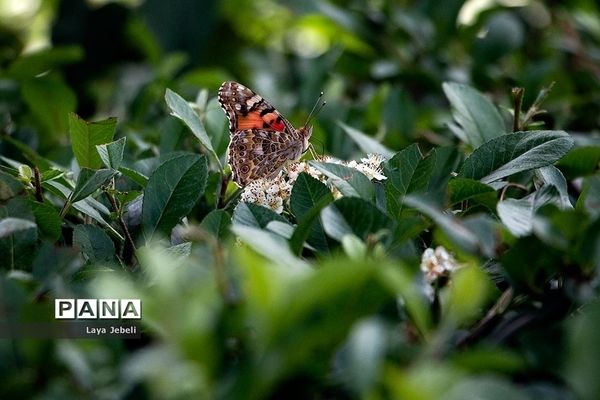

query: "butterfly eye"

left=241, top=165, right=250, bottom=173
left=236, top=144, right=247, bottom=152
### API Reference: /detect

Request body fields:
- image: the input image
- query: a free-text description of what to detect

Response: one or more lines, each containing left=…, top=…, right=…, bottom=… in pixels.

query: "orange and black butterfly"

left=218, top=81, right=313, bottom=187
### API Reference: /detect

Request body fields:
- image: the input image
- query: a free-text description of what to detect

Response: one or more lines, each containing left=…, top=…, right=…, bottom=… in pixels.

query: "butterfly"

left=218, top=81, right=315, bottom=187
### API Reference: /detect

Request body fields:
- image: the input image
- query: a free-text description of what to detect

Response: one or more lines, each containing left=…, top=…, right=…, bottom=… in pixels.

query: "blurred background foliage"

left=0, top=0, right=600, bottom=399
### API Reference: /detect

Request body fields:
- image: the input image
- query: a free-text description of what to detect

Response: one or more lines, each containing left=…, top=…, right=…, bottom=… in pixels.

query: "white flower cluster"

left=238, top=153, right=387, bottom=214
left=420, top=246, right=459, bottom=283
left=239, top=172, right=292, bottom=214
left=348, top=154, right=387, bottom=181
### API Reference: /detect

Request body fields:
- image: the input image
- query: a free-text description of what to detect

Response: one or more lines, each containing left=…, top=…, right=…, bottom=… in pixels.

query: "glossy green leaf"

left=232, top=202, right=288, bottom=229
left=404, top=194, right=480, bottom=254
left=556, top=145, right=600, bottom=178
left=448, top=178, right=498, bottom=210
left=0, top=171, right=24, bottom=201
left=69, top=113, right=117, bottom=169
left=165, top=88, right=220, bottom=167
left=142, top=153, right=208, bottom=240
left=200, top=209, right=231, bottom=238
left=96, top=137, right=126, bottom=170
left=22, top=78, right=77, bottom=138
left=30, top=201, right=61, bottom=241
left=73, top=224, right=116, bottom=264
left=384, top=144, right=436, bottom=217
left=290, top=173, right=334, bottom=253
left=535, top=166, right=572, bottom=209
left=119, top=166, right=149, bottom=187
left=577, top=175, right=600, bottom=218
left=0, top=199, right=38, bottom=269
left=0, top=217, right=37, bottom=238
left=443, top=81, right=506, bottom=148
left=459, top=130, right=574, bottom=184
left=70, top=168, right=117, bottom=203
left=321, top=197, right=393, bottom=242
left=231, top=225, right=307, bottom=270
left=310, top=161, right=374, bottom=201
left=497, top=185, right=561, bottom=237
left=338, top=121, right=394, bottom=158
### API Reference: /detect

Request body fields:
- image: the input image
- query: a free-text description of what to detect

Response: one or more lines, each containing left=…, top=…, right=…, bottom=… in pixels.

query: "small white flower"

left=420, top=246, right=459, bottom=283
left=319, top=155, right=345, bottom=164
left=352, top=153, right=387, bottom=180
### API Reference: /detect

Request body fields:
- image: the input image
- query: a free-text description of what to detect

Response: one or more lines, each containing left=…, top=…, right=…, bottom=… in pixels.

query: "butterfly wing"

left=228, top=129, right=304, bottom=186
left=218, top=81, right=294, bottom=134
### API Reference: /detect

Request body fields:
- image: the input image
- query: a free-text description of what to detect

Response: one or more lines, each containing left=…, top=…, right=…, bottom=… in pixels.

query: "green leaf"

left=459, top=130, right=574, bottom=184
left=404, top=195, right=480, bottom=254
left=165, top=88, right=220, bottom=167
left=338, top=121, right=394, bottom=158
left=576, top=175, right=600, bottom=218
left=73, top=199, right=122, bottom=240
left=22, top=78, right=77, bottom=138
left=0, top=171, right=24, bottom=201
left=448, top=178, right=497, bottom=210
left=30, top=200, right=61, bottom=241
left=7, top=46, right=83, bottom=78
left=321, top=197, right=393, bottom=242
left=204, top=97, right=229, bottom=156
left=536, top=166, right=572, bottom=209
left=231, top=225, right=308, bottom=270
left=564, top=300, right=600, bottom=400
left=232, top=202, right=288, bottom=229
left=497, top=197, right=533, bottom=237
left=444, top=264, right=494, bottom=325
left=383, top=144, right=436, bottom=217
left=44, top=180, right=123, bottom=239
left=289, top=173, right=334, bottom=253
left=497, top=185, right=561, bottom=237
left=69, top=113, right=117, bottom=169
left=70, top=168, right=117, bottom=203
left=443, top=81, right=506, bottom=148
left=309, top=161, right=374, bottom=201
left=142, top=153, right=208, bottom=240
left=556, top=145, right=600, bottom=178
left=73, top=224, right=116, bottom=264
left=200, top=209, right=231, bottom=238
left=0, top=218, right=37, bottom=238
left=340, top=319, right=387, bottom=395
left=96, top=137, right=126, bottom=170
left=119, top=166, right=149, bottom=187
left=445, top=377, right=530, bottom=400
left=0, top=199, right=38, bottom=269
left=41, top=168, right=64, bottom=182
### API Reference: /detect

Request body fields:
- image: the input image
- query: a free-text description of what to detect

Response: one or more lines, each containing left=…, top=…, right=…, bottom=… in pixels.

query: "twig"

left=511, top=87, right=524, bottom=132
left=33, top=166, right=43, bottom=202
left=521, top=82, right=555, bottom=129
left=105, top=182, right=137, bottom=266
left=499, top=182, right=529, bottom=201
left=217, top=172, right=231, bottom=209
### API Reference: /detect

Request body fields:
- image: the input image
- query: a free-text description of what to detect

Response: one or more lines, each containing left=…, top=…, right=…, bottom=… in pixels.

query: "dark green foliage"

left=0, top=1, right=599, bottom=399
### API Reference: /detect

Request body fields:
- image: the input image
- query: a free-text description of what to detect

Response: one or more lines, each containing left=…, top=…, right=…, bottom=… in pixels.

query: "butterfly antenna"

left=304, top=92, right=326, bottom=126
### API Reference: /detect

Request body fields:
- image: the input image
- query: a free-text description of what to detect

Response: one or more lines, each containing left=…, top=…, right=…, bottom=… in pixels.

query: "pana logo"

left=55, top=299, right=142, bottom=320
